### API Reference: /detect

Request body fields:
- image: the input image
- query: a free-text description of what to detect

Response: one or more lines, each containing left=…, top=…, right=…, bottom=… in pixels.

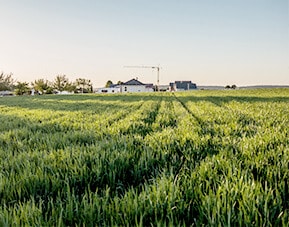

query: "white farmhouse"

left=96, top=86, right=121, bottom=94
left=120, top=79, right=154, bottom=93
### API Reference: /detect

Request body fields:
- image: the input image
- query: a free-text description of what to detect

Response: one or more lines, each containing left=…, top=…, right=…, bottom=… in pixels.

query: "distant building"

left=96, top=78, right=154, bottom=93
left=158, top=85, right=170, bottom=92
left=55, top=91, right=74, bottom=95
left=119, top=78, right=154, bottom=93
left=96, top=86, right=121, bottom=94
left=0, top=90, right=14, bottom=96
left=169, top=81, right=197, bottom=91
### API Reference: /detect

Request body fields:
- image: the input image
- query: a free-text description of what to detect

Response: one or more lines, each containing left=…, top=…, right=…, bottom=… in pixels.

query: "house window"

left=124, top=87, right=127, bottom=92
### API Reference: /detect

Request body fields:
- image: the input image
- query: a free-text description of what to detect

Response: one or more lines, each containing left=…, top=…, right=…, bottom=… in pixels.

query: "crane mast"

left=124, top=65, right=160, bottom=91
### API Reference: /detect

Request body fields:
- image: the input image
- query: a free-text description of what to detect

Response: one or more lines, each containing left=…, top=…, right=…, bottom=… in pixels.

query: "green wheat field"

left=0, top=89, right=288, bottom=226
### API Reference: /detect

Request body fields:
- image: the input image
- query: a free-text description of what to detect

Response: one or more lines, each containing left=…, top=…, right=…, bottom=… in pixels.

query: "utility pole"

left=124, top=65, right=160, bottom=91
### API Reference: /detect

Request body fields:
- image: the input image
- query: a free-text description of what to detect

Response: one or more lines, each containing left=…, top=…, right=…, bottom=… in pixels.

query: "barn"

left=169, top=81, right=197, bottom=91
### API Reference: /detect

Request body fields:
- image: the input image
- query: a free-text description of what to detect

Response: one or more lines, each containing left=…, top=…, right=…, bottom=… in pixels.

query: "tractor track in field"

left=106, top=101, right=145, bottom=126
left=170, top=94, right=222, bottom=181
left=113, top=98, right=163, bottom=138
left=172, top=93, right=215, bottom=135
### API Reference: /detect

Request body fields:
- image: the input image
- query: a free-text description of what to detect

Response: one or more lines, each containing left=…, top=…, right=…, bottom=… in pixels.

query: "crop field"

left=0, top=89, right=289, bottom=226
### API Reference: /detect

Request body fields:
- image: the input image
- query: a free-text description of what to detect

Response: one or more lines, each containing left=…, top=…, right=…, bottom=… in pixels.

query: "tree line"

left=105, top=80, right=124, bottom=88
left=0, top=72, right=93, bottom=95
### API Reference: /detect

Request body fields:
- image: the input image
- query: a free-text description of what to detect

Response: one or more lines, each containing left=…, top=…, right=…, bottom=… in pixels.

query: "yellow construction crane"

left=124, top=65, right=160, bottom=91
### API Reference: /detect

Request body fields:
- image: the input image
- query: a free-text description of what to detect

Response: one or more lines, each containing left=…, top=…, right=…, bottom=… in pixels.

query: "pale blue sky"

left=0, top=0, right=288, bottom=87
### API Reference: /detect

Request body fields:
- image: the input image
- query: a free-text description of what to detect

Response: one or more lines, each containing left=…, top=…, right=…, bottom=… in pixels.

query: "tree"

left=117, top=81, right=123, bottom=85
left=75, top=78, right=93, bottom=93
left=32, top=79, right=51, bottom=94
left=67, top=83, right=76, bottom=92
left=53, top=75, right=67, bottom=92
left=53, top=75, right=75, bottom=92
left=0, top=72, right=15, bottom=91
left=105, top=80, right=113, bottom=88
left=225, top=85, right=237, bottom=89
left=14, top=82, right=30, bottom=95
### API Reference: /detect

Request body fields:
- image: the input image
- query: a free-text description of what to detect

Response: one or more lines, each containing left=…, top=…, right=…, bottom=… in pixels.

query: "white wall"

left=96, top=87, right=120, bottom=94
left=57, top=91, right=74, bottom=95
left=121, top=85, right=153, bottom=93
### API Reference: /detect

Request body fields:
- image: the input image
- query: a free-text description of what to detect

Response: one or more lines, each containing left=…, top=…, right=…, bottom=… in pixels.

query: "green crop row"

left=0, top=90, right=288, bottom=226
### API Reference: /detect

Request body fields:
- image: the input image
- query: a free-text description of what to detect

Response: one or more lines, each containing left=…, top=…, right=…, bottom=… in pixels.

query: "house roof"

left=175, top=81, right=192, bottom=84
left=123, top=79, right=145, bottom=86
left=109, top=84, right=120, bottom=88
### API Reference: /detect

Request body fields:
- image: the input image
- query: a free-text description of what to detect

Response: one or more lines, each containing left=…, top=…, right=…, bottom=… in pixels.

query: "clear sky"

left=0, top=0, right=288, bottom=87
